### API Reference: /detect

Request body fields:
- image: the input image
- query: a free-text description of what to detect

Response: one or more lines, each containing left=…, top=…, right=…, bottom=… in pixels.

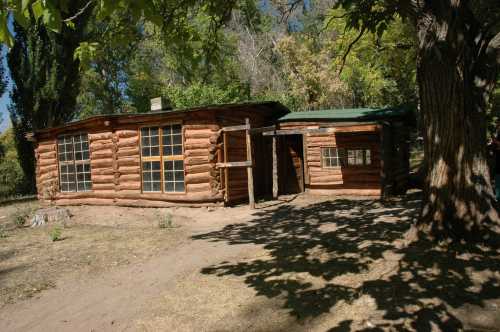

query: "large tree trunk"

left=416, top=2, right=500, bottom=242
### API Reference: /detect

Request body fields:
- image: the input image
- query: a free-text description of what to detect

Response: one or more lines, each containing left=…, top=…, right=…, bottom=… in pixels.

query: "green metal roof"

left=279, top=107, right=411, bottom=122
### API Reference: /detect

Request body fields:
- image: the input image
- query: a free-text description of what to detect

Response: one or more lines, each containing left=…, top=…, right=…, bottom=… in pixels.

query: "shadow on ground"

left=193, top=193, right=500, bottom=331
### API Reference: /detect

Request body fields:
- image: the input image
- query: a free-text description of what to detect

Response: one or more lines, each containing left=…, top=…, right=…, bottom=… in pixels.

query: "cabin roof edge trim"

left=33, top=101, right=290, bottom=137
left=278, top=106, right=414, bottom=123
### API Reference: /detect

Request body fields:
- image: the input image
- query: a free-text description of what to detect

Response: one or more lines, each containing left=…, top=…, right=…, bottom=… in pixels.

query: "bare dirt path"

left=0, top=205, right=260, bottom=332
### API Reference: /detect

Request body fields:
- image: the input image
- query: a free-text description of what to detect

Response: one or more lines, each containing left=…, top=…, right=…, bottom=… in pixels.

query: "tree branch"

left=338, top=27, right=366, bottom=75
left=63, top=1, right=94, bottom=22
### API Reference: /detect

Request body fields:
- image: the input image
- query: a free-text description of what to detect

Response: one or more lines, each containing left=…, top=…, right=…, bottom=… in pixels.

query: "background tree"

left=8, top=4, right=92, bottom=193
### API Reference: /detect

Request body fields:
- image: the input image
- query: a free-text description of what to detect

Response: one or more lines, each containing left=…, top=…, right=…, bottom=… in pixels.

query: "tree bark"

left=416, top=2, right=500, bottom=242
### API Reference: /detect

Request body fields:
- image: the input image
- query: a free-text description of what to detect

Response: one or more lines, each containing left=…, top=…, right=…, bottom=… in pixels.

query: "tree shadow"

left=193, top=192, right=500, bottom=330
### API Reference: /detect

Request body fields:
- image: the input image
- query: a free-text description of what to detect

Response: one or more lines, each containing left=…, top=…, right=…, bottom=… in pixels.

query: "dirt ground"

left=0, top=193, right=499, bottom=332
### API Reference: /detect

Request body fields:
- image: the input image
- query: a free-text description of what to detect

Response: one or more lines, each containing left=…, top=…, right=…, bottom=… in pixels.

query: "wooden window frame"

left=321, top=147, right=344, bottom=169
left=139, top=122, right=186, bottom=194
left=346, top=148, right=372, bottom=167
left=56, top=132, right=92, bottom=193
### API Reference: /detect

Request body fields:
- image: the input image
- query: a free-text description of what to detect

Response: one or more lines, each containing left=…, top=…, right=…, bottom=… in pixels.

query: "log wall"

left=35, top=106, right=281, bottom=207
left=35, top=138, right=59, bottom=201
left=280, top=122, right=383, bottom=196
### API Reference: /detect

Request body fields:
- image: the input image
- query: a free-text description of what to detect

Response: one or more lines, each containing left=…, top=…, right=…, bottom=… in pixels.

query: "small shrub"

left=49, top=226, right=62, bottom=242
left=0, top=226, right=7, bottom=238
left=158, top=213, right=174, bottom=229
left=12, top=207, right=33, bottom=228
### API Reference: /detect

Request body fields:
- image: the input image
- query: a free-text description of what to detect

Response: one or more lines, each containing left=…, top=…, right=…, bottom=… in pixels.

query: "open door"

left=278, top=134, right=304, bottom=195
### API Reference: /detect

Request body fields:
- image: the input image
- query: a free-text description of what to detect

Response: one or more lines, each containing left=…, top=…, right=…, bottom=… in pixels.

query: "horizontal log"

left=92, top=150, right=113, bottom=159
left=117, top=137, right=139, bottom=148
left=54, top=191, right=223, bottom=203
left=92, top=168, right=115, bottom=176
left=216, top=161, right=252, bottom=168
left=90, top=143, right=114, bottom=152
left=184, top=130, right=218, bottom=139
left=185, top=164, right=212, bottom=174
left=116, top=130, right=138, bottom=138
left=37, top=145, right=56, bottom=154
left=38, top=159, right=57, bottom=167
left=185, top=157, right=209, bottom=166
left=92, top=175, right=115, bottom=184
left=116, top=148, right=139, bottom=158
left=39, top=164, right=58, bottom=174
left=56, top=198, right=116, bottom=206
left=91, top=183, right=116, bottom=191
left=119, top=174, right=141, bottom=182
left=185, top=149, right=210, bottom=157
left=39, top=151, right=57, bottom=159
left=308, top=188, right=381, bottom=196
left=186, top=182, right=211, bottom=193
left=117, top=183, right=141, bottom=190
left=118, top=157, right=140, bottom=167
left=222, top=124, right=249, bottom=132
left=90, top=133, right=113, bottom=141
left=184, top=143, right=212, bottom=150
left=185, top=172, right=211, bottom=185
left=38, top=171, right=58, bottom=182
left=183, top=124, right=219, bottom=130
left=117, top=166, right=141, bottom=175
left=91, top=158, right=114, bottom=168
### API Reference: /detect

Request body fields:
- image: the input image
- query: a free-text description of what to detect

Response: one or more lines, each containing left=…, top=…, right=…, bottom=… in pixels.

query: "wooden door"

left=278, top=135, right=304, bottom=194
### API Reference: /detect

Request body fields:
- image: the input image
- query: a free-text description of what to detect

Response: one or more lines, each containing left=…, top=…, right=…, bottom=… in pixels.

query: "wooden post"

left=302, top=134, right=309, bottom=188
left=272, top=135, right=278, bottom=199
left=223, top=131, right=229, bottom=202
left=245, top=118, right=255, bottom=209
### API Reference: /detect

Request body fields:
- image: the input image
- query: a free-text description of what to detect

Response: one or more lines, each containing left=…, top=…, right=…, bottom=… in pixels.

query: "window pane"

left=173, top=135, right=182, bottom=145
left=175, top=181, right=185, bottom=192
left=151, top=147, right=160, bottom=156
left=174, top=160, right=183, bottom=170
left=173, top=146, right=182, bottom=155
left=172, top=125, right=181, bottom=134
left=152, top=182, right=161, bottom=192
left=163, top=146, right=172, bottom=156
left=165, top=182, right=174, bottom=192
left=365, top=150, right=372, bottom=165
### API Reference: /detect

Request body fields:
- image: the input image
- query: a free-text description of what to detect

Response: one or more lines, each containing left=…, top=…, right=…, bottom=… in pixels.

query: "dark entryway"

left=278, top=134, right=305, bottom=195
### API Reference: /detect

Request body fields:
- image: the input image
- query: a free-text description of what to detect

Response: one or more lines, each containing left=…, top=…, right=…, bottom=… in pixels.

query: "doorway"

left=278, top=134, right=305, bottom=195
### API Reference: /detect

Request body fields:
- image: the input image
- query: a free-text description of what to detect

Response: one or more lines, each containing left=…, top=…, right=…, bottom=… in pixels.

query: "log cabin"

left=266, top=107, right=413, bottom=198
left=32, top=102, right=411, bottom=207
left=32, top=101, right=288, bottom=207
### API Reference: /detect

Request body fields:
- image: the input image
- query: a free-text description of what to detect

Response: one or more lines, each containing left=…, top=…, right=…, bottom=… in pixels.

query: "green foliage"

left=0, top=129, right=25, bottom=198
left=158, top=213, right=173, bottom=229
left=8, top=4, right=91, bottom=193
left=49, top=225, right=62, bottom=242
left=0, top=225, right=7, bottom=239
left=163, top=83, right=250, bottom=109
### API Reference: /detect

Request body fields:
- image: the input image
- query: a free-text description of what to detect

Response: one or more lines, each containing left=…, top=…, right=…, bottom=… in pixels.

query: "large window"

left=321, top=147, right=372, bottom=168
left=57, top=133, right=92, bottom=192
left=140, top=124, right=185, bottom=193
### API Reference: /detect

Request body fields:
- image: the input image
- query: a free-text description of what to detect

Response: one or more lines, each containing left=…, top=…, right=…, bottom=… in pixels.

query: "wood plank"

left=221, top=124, right=249, bottom=132
left=216, top=161, right=252, bottom=168
left=272, top=135, right=278, bottom=199
left=246, top=118, right=255, bottom=209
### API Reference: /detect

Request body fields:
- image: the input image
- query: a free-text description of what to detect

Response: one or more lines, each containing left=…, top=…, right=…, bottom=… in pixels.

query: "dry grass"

left=0, top=202, right=189, bottom=307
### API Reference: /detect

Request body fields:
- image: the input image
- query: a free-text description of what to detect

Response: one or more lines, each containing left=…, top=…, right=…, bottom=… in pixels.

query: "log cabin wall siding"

left=34, top=103, right=286, bottom=207
left=279, top=122, right=383, bottom=196
left=35, top=138, right=59, bottom=200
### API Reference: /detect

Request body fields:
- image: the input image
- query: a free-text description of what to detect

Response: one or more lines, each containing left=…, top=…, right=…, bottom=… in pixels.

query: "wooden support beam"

left=223, top=132, right=228, bottom=202
left=249, top=125, right=276, bottom=135
left=246, top=118, right=255, bottom=209
left=216, top=161, right=253, bottom=168
left=302, top=134, right=309, bottom=186
left=221, top=124, right=249, bottom=132
left=272, top=135, right=278, bottom=199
